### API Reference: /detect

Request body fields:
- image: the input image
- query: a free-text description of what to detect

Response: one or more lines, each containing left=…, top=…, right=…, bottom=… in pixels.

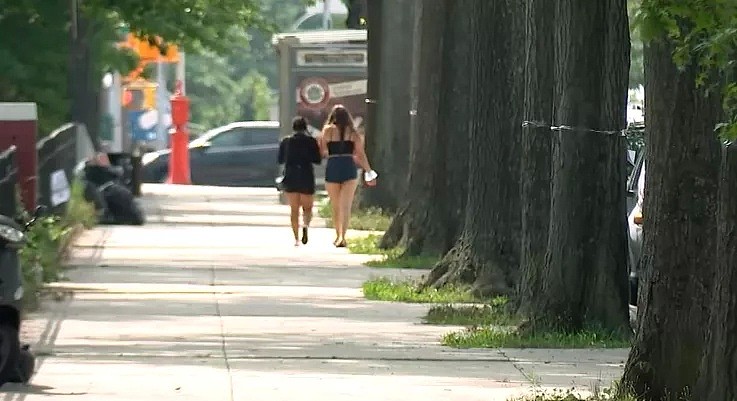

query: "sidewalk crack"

left=498, top=349, right=537, bottom=385
left=212, top=266, right=234, bottom=401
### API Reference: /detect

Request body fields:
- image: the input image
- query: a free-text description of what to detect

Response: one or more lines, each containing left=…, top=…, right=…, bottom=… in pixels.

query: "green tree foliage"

left=185, top=0, right=306, bottom=128
left=0, top=1, right=72, bottom=134
left=635, top=0, right=737, bottom=139
left=628, top=0, right=644, bottom=88
left=85, top=0, right=271, bottom=54
left=0, top=0, right=277, bottom=135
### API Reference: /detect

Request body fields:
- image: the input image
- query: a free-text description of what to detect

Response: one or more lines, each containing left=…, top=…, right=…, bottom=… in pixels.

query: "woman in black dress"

left=278, top=116, right=322, bottom=246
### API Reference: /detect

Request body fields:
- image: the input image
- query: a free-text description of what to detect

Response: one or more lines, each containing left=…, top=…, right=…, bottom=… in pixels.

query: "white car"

left=626, top=151, right=646, bottom=305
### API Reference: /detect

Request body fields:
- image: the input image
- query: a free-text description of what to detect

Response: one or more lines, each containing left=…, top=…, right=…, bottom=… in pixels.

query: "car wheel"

left=0, top=323, right=21, bottom=386
left=7, top=347, right=35, bottom=384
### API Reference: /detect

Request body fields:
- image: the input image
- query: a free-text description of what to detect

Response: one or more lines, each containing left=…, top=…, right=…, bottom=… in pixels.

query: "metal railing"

left=0, top=146, right=18, bottom=218
left=36, top=124, right=78, bottom=216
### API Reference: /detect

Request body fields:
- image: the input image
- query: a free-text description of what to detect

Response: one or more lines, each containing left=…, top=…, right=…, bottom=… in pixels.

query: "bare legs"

left=326, top=179, right=359, bottom=246
left=325, top=183, right=342, bottom=244
left=286, top=192, right=315, bottom=246
left=300, top=194, right=314, bottom=244
left=339, top=179, right=359, bottom=242
left=286, top=192, right=301, bottom=246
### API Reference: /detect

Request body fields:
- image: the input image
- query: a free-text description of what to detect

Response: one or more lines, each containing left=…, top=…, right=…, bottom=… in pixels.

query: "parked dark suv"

left=141, top=121, right=282, bottom=187
left=142, top=120, right=328, bottom=188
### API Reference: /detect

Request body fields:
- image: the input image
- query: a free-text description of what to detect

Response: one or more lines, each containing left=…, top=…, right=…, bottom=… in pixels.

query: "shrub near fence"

left=0, top=146, right=18, bottom=218
left=36, top=124, right=78, bottom=216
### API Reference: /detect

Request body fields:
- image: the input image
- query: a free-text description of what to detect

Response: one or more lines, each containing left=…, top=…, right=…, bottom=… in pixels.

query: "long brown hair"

left=324, top=104, right=355, bottom=141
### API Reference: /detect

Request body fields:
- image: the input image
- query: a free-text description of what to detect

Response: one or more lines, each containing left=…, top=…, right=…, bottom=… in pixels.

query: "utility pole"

left=322, top=0, right=331, bottom=29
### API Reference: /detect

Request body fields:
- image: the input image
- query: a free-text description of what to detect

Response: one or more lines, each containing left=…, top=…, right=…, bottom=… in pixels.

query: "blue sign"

left=128, top=110, right=157, bottom=142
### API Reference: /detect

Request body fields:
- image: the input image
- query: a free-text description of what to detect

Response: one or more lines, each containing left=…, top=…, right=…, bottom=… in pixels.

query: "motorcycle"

left=0, top=206, right=44, bottom=386
left=76, top=159, right=145, bottom=226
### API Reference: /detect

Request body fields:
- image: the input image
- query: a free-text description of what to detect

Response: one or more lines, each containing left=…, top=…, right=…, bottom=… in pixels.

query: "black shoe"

left=301, top=227, right=309, bottom=244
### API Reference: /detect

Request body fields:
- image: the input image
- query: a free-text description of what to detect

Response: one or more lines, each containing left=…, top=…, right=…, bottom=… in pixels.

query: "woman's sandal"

left=336, top=239, right=347, bottom=248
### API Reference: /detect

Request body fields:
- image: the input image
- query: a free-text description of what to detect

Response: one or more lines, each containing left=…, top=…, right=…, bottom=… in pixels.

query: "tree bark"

left=363, top=0, right=382, bottom=201
left=383, top=0, right=471, bottom=254
left=379, top=0, right=448, bottom=255
left=527, top=0, right=631, bottom=332
left=621, top=39, right=722, bottom=400
left=428, top=0, right=471, bottom=253
left=423, top=0, right=523, bottom=297
left=360, top=0, right=413, bottom=212
left=696, top=142, right=737, bottom=401
left=515, top=0, right=554, bottom=314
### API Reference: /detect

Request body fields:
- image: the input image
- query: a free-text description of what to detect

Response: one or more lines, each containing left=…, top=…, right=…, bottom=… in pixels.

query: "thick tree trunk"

left=380, top=0, right=456, bottom=256
left=697, top=142, right=737, bottom=401
left=380, top=0, right=442, bottom=252
left=527, top=0, right=631, bottom=332
left=515, top=0, right=554, bottom=314
left=360, top=0, right=413, bottom=212
left=430, top=0, right=471, bottom=253
left=363, top=0, right=382, bottom=199
left=423, top=0, right=523, bottom=297
left=621, top=39, right=722, bottom=400
left=383, top=0, right=472, bottom=254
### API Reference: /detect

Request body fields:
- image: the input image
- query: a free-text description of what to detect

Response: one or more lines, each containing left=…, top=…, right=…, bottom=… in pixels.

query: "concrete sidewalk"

left=140, top=184, right=331, bottom=227
left=5, top=185, right=628, bottom=400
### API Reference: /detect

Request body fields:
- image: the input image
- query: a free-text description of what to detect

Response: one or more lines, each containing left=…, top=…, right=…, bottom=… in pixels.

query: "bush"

left=18, top=180, right=96, bottom=309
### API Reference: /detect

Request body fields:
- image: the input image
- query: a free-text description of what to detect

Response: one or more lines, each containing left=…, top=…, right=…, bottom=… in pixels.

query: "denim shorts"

left=325, top=155, right=358, bottom=183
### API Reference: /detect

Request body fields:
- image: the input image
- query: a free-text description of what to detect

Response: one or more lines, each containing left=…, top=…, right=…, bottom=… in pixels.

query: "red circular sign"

left=299, top=78, right=331, bottom=109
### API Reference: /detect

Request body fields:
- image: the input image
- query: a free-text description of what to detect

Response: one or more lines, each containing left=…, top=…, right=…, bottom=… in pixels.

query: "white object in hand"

left=364, top=170, right=378, bottom=182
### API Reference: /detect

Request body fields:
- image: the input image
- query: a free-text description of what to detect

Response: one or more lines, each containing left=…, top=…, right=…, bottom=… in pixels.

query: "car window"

left=240, top=128, right=279, bottom=146
left=208, top=127, right=279, bottom=148
left=210, top=129, right=248, bottom=148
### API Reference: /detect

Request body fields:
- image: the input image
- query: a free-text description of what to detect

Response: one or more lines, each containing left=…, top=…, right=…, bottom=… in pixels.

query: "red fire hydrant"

left=167, top=80, right=191, bottom=185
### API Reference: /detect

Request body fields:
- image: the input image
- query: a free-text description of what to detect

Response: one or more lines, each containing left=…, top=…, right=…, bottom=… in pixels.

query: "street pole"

left=322, top=0, right=331, bottom=29
left=176, top=52, right=186, bottom=95
left=155, top=60, right=166, bottom=150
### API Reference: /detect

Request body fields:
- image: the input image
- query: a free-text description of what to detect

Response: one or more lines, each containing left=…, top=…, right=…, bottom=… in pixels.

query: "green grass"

left=424, top=298, right=631, bottom=350
left=347, top=234, right=439, bottom=269
left=362, top=277, right=477, bottom=303
left=442, top=325, right=632, bottom=349
left=346, top=234, right=386, bottom=254
left=424, top=299, right=515, bottom=326
left=317, top=199, right=391, bottom=231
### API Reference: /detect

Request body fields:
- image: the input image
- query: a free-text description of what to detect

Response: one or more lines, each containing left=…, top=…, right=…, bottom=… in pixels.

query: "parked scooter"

left=0, top=206, right=44, bottom=386
left=75, top=153, right=145, bottom=226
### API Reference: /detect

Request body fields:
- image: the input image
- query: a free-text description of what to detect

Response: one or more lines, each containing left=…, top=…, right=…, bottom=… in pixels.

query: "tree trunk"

left=427, top=0, right=471, bottom=253
left=363, top=0, right=382, bottom=201
left=696, top=142, right=737, bottom=401
left=621, top=39, right=723, bottom=400
left=423, top=0, right=523, bottom=297
left=526, top=0, right=631, bottom=332
left=379, top=0, right=446, bottom=255
left=515, top=0, right=554, bottom=314
left=360, top=0, right=413, bottom=212
left=383, top=0, right=472, bottom=254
